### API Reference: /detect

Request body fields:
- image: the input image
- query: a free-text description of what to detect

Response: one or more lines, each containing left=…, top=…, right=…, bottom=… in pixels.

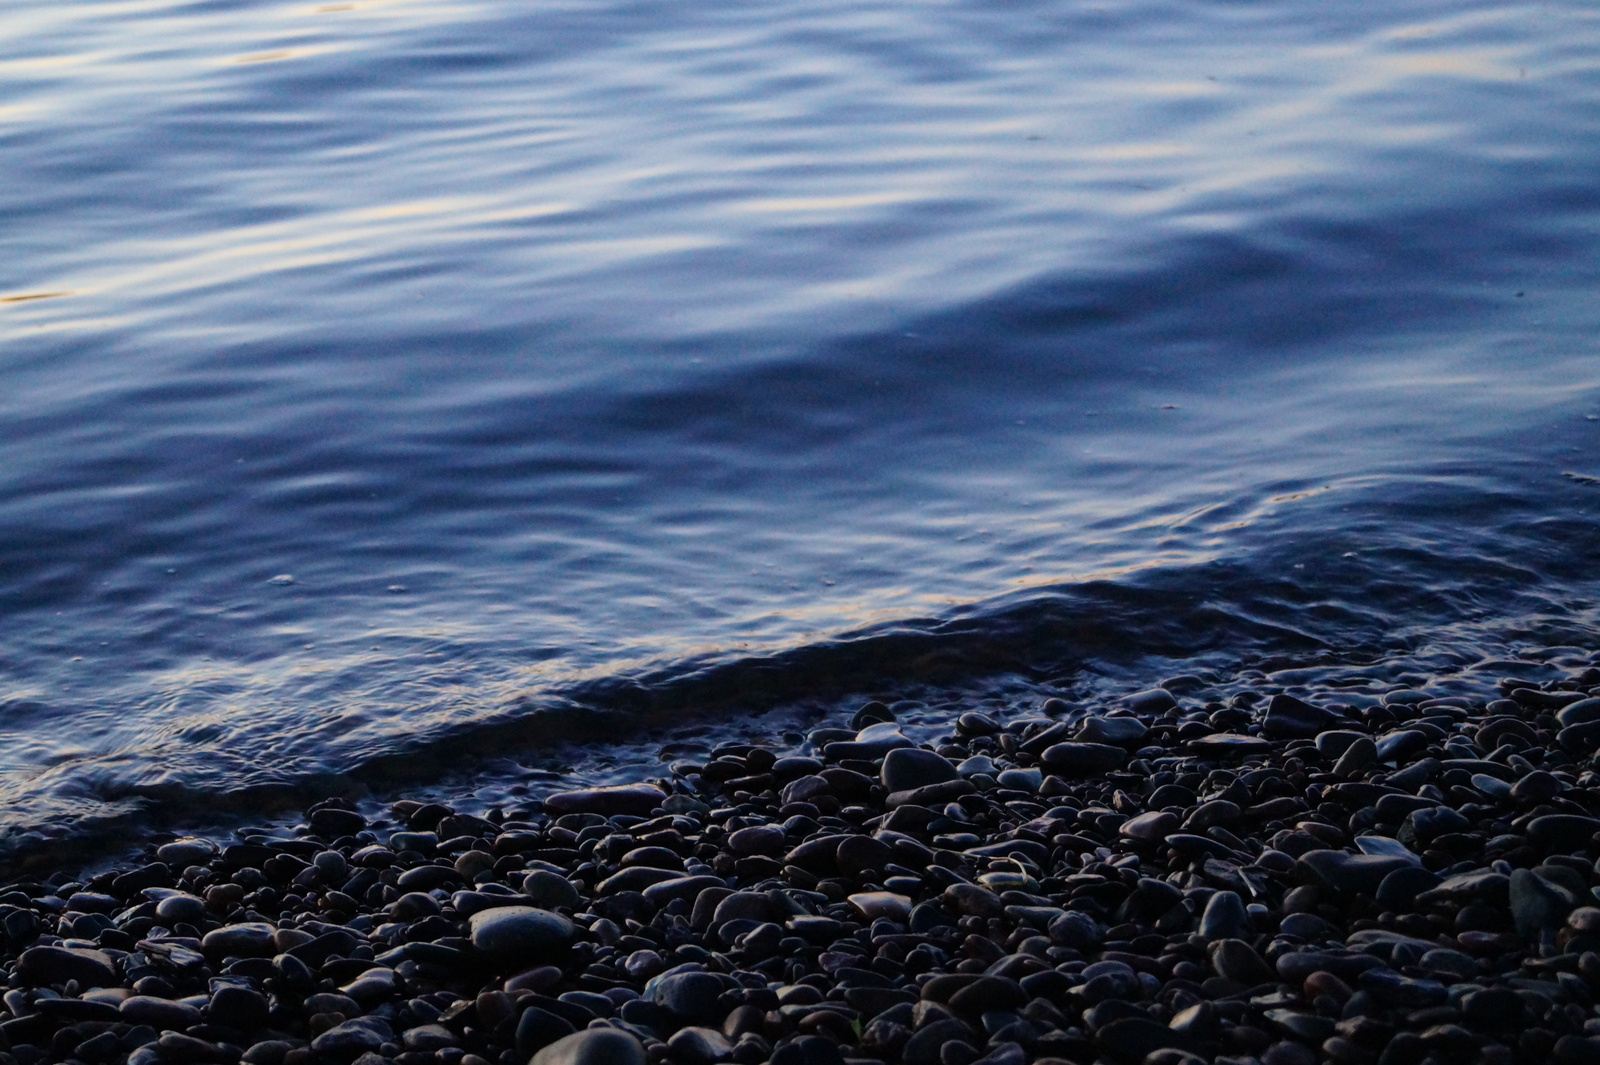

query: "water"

left=2, top=0, right=1599, bottom=858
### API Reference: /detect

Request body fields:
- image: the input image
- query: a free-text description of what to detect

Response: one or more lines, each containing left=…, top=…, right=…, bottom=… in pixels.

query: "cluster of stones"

left=6, top=675, right=1600, bottom=1065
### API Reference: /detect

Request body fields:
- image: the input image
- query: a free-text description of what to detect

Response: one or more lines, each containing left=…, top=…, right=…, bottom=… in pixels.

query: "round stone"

left=530, top=1030, right=647, bottom=1065
left=881, top=748, right=957, bottom=792
left=468, top=906, right=575, bottom=963
left=1118, top=811, right=1178, bottom=842
left=727, top=825, right=785, bottom=856
left=310, top=1016, right=394, bottom=1058
left=649, top=971, right=726, bottom=1023
left=155, top=838, right=218, bottom=867
left=521, top=870, right=581, bottom=909
left=200, top=922, right=278, bottom=958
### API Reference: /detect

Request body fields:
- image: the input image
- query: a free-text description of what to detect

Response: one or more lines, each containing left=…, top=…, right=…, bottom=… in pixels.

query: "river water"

left=1, top=0, right=1598, bottom=858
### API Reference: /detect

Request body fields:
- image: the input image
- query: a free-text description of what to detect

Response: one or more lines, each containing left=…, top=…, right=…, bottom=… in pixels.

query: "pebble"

left=7, top=665, right=1600, bottom=1065
left=847, top=890, right=911, bottom=921
left=649, top=970, right=726, bottom=1023
left=542, top=784, right=666, bottom=817
left=15, top=944, right=117, bottom=987
left=881, top=747, right=958, bottom=791
left=1261, top=693, right=1341, bottom=739
left=523, top=868, right=583, bottom=908
left=1211, top=938, right=1275, bottom=985
left=309, top=1016, right=394, bottom=1057
left=200, top=921, right=278, bottom=957
left=1075, top=716, right=1149, bottom=745
left=529, top=1029, right=647, bottom=1065
left=1199, top=889, right=1250, bottom=941
left=468, top=905, right=575, bottom=961
left=1039, top=742, right=1126, bottom=775
left=1510, top=868, right=1578, bottom=939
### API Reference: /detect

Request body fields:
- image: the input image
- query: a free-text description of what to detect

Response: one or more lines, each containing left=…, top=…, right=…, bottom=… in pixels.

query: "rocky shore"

left=5, top=671, right=1600, bottom=1065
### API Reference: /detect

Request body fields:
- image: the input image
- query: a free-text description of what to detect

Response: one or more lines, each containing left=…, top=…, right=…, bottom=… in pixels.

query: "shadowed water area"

left=1, top=0, right=1599, bottom=857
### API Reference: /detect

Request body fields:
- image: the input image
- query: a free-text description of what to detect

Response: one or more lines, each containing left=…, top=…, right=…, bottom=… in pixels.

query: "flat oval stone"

left=1123, top=689, right=1178, bottom=714
left=310, top=1016, right=394, bottom=1057
left=835, top=834, right=892, bottom=877
left=1275, top=949, right=1383, bottom=983
left=1166, top=833, right=1236, bottom=860
left=16, top=945, right=117, bottom=988
left=847, top=891, right=911, bottom=922
left=649, top=971, right=726, bottom=1023
left=996, top=767, right=1043, bottom=792
left=712, top=891, right=774, bottom=924
left=468, top=906, right=574, bottom=962
left=405, top=1025, right=461, bottom=1052
left=200, top=922, right=278, bottom=958
left=727, top=825, right=785, bottom=856
left=1353, top=836, right=1420, bottom=863
left=34, top=998, right=119, bottom=1023
left=121, top=995, right=203, bottom=1030
left=522, top=870, right=581, bottom=909
left=1415, top=868, right=1510, bottom=906
left=942, top=883, right=1004, bottom=918
left=1527, top=814, right=1600, bottom=850
left=1118, top=811, right=1178, bottom=842
left=1375, top=866, right=1441, bottom=911
left=1261, top=694, right=1341, bottom=740
left=947, top=975, right=1027, bottom=1014
left=1557, top=698, right=1600, bottom=727
left=956, top=755, right=997, bottom=777
left=1279, top=912, right=1336, bottom=941
left=881, top=748, right=957, bottom=792
left=1075, top=716, right=1148, bottom=746
left=1375, top=730, right=1429, bottom=762
left=1186, top=734, right=1272, bottom=757
left=1094, top=1017, right=1206, bottom=1062
left=667, top=1027, right=732, bottom=1065
left=1182, top=800, right=1242, bottom=830
left=542, top=784, right=665, bottom=818
left=827, top=722, right=913, bottom=760
left=156, top=838, right=218, bottom=867
left=155, top=893, right=207, bottom=924
left=1040, top=742, right=1126, bottom=776
left=1315, top=731, right=1365, bottom=758
left=1296, top=850, right=1412, bottom=896
left=1358, top=969, right=1446, bottom=1007
left=597, top=867, right=682, bottom=895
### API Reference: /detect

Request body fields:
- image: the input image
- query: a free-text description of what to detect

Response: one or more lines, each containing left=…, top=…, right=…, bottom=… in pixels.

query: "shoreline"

left=1, top=665, right=1599, bottom=1065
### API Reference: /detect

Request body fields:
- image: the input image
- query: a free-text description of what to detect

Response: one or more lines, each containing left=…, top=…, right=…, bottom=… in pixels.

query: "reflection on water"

left=0, top=0, right=1595, bottom=853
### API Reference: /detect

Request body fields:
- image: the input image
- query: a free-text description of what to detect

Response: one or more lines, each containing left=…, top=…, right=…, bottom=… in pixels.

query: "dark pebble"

left=529, top=1029, right=647, bottom=1065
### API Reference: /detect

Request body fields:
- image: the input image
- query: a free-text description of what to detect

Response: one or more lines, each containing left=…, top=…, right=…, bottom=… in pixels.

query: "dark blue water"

left=2, top=0, right=1599, bottom=856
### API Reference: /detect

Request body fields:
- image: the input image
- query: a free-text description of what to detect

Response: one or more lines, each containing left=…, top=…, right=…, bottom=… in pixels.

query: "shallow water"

left=2, top=0, right=1599, bottom=856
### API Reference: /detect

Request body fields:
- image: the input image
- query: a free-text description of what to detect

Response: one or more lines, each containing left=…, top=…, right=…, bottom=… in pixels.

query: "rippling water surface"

left=2, top=0, right=1599, bottom=853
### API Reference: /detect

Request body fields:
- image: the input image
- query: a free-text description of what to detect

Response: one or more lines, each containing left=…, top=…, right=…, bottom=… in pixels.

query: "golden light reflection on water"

left=735, top=192, right=913, bottom=214
left=1, top=291, right=72, bottom=304
left=226, top=45, right=336, bottom=65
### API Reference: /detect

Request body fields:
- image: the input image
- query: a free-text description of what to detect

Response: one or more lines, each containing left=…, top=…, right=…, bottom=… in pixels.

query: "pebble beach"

left=6, top=666, right=1600, bottom=1065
